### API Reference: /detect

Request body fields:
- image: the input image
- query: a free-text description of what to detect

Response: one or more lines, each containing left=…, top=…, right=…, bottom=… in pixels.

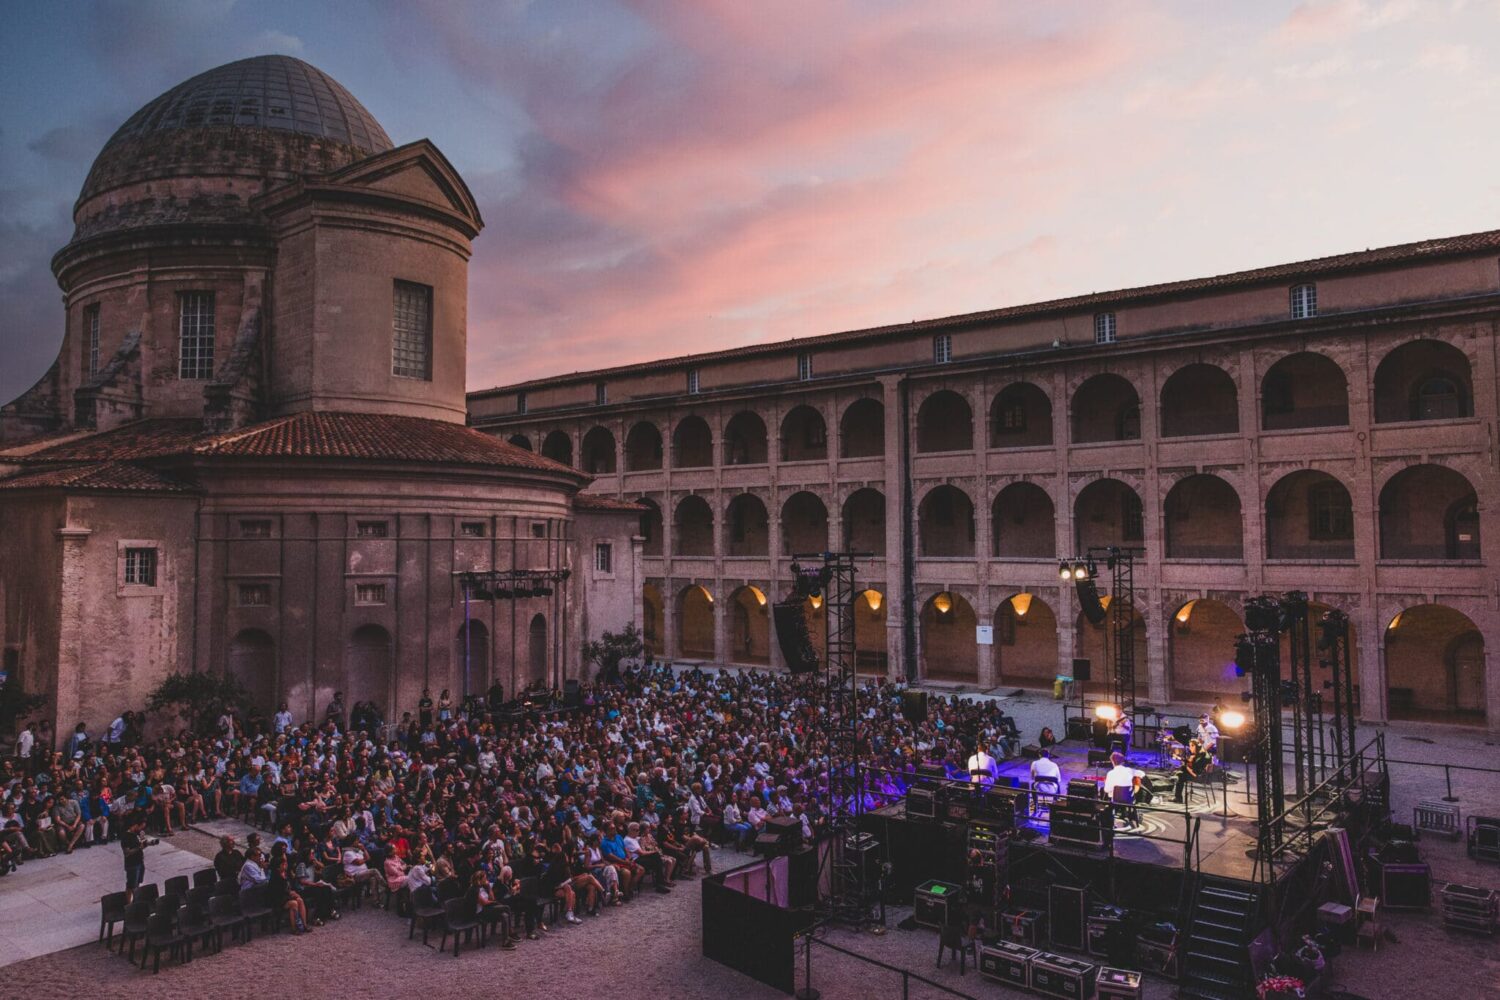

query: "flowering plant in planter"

left=1256, top=975, right=1306, bottom=999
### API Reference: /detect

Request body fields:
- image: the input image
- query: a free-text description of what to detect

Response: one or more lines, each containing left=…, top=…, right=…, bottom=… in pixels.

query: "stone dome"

left=70, top=56, right=394, bottom=243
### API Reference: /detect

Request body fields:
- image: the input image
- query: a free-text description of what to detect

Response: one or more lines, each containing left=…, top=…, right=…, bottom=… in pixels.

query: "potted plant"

left=1257, top=975, right=1306, bottom=1000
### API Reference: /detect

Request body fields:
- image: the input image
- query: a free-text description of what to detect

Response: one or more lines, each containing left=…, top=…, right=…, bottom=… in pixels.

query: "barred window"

left=596, top=382, right=608, bottom=405
left=517, top=392, right=528, bottom=414
left=594, top=542, right=612, bottom=574
left=356, top=521, right=389, bottom=538
left=124, top=548, right=157, bottom=586
left=797, top=353, right=813, bottom=381
left=933, top=333, right=952, bottom=364
left=1290, top=283, right=1317, bottom=319
left=460, top=521, right=486, bottom=537
left=239, top=519, right=272, bottom=538
left=238, top=584, right=270, bottom=607
left=687, top=369, right=700, bottom=395
left=392, top=280, right=433, bottom=380
left=355, top=583, right=387, bottom=605
left=85, top=304, right=101, bottom=377
left=178, top=292, right=216, bottom=379
left=1308, top=483, right=1352, bottom=540
left=1094, top=312, right=1117, bottom=345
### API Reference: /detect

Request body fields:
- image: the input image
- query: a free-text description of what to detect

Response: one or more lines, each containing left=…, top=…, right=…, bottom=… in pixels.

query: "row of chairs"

left=405, top=877, right=568, bottom=957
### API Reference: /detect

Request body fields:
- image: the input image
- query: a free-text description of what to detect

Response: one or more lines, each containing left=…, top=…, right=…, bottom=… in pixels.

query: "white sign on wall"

left=975, top=625, right=994, bottom=646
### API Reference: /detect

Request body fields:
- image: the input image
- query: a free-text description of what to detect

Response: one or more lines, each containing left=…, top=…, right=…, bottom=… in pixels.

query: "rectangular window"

left=392, top=280, right=433, bottom=380
left=531, top=522, right=547, bottom=539
left=594, top=542, right=612, bottom=574
left=239, top=519, right=272, bottom=538
left=356, top=521, right=389, bottom=538
left=933, top=333, right=952, bottom=364
left=1308, top=484, right=1352, bottom=540
left=517, top=392, right=528, bottom=414
left=85, top=304, right=101, bottom=378
left=178, top=292, right=216, bottom=379
left=238, top=583, right=270, bottom=607
left=460, top=521, right=486, bottom=537
left=595, top=382, right=607, bottom=405
left=687, top=369, right=700, bottom=394
left=124, top=547, right=157, bottom=586
left=1094, top=312, right=1117, bottom=345
left=995, top=402, right=1027, bottom=434
left=1290, top=283, right=1317, bottom=319
left=355, top=583, right=387, bottom=605
left=1122, top=495, right=1144, bottom=542
left=797, top=353, right=813, bottom=381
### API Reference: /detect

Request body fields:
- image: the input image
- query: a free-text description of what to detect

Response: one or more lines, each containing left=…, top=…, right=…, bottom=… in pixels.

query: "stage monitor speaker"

left=1049, top=884, right=1088, bottom=951
left=902, top=689, right=929, bottom=724
left=1068, top=778, right=1101, bottom=800
left=1072, top=657, right=1093, bottom=682
left=1380, top=863, right=1432, bottom=909
left=772, top=600, right=820, bottom=674
left=755, top=815, right=803, bottom=856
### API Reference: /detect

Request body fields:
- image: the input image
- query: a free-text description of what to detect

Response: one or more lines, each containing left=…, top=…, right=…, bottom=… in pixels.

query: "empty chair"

left=439, top=897, right=481, bottom=958
left=99, top=891, right=129, bottom=947
left=153, top=893, right=184, bottom=920
left=408, top=886, right=445, bottom=946
left=207, top=893, right=247, bottom=947
left=936, top=914, right=977, bottom=974
left=187, top=884, right=214, bottom=911
left=119, top=898, right=152, bottom=961
left=177, top=901, right=217, bottom=955
left=164, top=875, right=190, bottom=898
left=192, top=867, right=218, bottom=889
left=213, top=878, right=238, bottom=897
left=134, top=883, right=160, bottom=907
left=238, top=885, right=275, bottom=940
left=140, top=911, right=191, bottom=973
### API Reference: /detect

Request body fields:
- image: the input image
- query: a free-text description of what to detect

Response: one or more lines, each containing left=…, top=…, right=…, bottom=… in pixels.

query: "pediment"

left=320, top=140, right=483, bottom=230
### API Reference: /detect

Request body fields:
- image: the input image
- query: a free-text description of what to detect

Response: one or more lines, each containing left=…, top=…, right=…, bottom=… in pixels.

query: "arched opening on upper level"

left=1378, top=464, right=1480, bottom=560
left=780, top=405, right=828, bottom=462
left=989, top=382, right=1052, bottom=448
left=541, top=430, right=572, bottom=466
left=580, top=426, right=616, bottom=474
left=1373, top=339, right=1474, bottom=423
left=673, top=495, right=714, bottom=556
left=916, top=390, right=973, bottom=453
left=1163, top=474, right=1243, bottom=559
left=725, top=493, right=770, bottom=556
left=1073, top=478, right=1144, bottom=551
left=918, top=485, right=975, bottom=557
left=1160, top=364, right=1238, bottom=437
left=1261, top=352, right=1348, bottom=430
left=624, top=421, right=663, bottom=471
left=1265, top=470, right=1353, bottom=560
left=672, top=416, right=713, bottom=468
left=991, top=482, right=1055, bottom=558
left=781, top=491, right=828, bottom=555
left=723, top=411, right=768, bottom=466
left=1071, top=374, right=1140, bottom=444
left=842, top=488, right=886, bottom=556
left=840, top=398, right=885, bottom=458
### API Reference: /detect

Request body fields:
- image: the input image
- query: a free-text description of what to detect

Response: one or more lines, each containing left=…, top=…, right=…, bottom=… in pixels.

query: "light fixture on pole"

left=1217, top=709, right=1246, bottom=819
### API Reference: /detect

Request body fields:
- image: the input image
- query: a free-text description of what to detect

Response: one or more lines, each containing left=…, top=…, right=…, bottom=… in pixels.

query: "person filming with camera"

left=120, top=813, right=158, bottom=900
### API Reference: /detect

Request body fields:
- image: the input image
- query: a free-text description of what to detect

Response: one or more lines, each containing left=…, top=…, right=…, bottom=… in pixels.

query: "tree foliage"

left=146, top=671, right=249, bottom=733
left=582, top=622, right=645, bottom=683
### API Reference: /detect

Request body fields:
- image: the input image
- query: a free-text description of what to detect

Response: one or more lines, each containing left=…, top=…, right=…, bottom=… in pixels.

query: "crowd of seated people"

left=6, top=665, right=1024, bottom=954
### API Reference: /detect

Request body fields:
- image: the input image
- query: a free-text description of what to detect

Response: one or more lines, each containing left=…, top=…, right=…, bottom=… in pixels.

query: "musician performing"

left=1172, top=738, right=1212, bottom=803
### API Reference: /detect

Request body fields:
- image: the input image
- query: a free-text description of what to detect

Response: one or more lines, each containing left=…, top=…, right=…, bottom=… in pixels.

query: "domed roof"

left=103, top=55, right=392, bottom=155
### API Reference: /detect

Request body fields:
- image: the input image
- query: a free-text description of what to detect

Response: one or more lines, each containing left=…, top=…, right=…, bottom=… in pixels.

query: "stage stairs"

left=1177, top=877, right=1261, bottom=1000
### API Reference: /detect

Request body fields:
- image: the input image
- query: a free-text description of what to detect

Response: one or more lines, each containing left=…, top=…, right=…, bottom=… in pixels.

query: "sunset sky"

left=4, top=0, right=1500, bottom=403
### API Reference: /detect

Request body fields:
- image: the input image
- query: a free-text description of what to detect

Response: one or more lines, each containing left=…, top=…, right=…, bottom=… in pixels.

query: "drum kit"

left=1154, top=724, right=1193, bottom=768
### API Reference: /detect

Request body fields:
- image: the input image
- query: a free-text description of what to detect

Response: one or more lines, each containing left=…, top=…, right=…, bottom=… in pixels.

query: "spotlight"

left=1059, top=562, right=1073, bottom=581
left=1094, top=704, right=1120, bottom=722
left=1220, top=710, right=1246, bottom=730
left=1073, top=564, right=1091, bottom=581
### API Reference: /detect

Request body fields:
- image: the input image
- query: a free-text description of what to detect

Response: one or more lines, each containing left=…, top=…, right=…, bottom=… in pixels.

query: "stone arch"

left=723, top=411, right=768, bottom=465
left=1386, top=604, right=1485, bottom=725
left=918, top=483, right=975, bottom=557
left=1167, top=599, right=1245, bottom=703
left=1160, top=363, right=1238, bottom=437
left=781, top=490, right=829, bottom=555
left=916, top=390, right=973, bottom=452
left=989, top=382, right=1053, bottom=448
left=1073, top=602, right=1148, bottom=698
left=527, top=613, right=548, bottom=687
left=921, top=591, right=978, bottom=682
left=541, top=430, right=572, bottom=466
left=728, top=585, right=771, bottom=665
left=725, top=493, right=770, bottom=556
left=637, top=497, right=664, bottom=557
left=1373, top=339, right=1474, bottom=423
left=1265, top=470, right=1353, bottom=559
left=228, top=628, right=276, bottom=716
left=347, top=624, right=393, bottom=717
left=507, top=433, right=533, bottom=451
left=842, top=487, right=886, bottom=555
left=1073, top=478, right=1144, bottom=551
left=625, top=421, right=664, bottom=471
left=1379, top=464, right=1480, bottom=560
left=991, top=482, right=1055, bottom=558
left=1071, top=374, right=1140, bottom=444
left=642, top=583, right=665, bottom=659
left=673, top=415, right=713, bottom=468
left=1261, top=352, right=1348, bottom=430
left=840, top=397, right=885, bottom=458
left=780, top=405, right=828, bottom=462
left=855, top=589, right=888, bottom=674
left=580, top=426, right=617, bottom=474
left=994, top=593, right=1058, bottom=689
left=456, top=620, right=489, bottom=699
left=673, top=495, right=714, bottom=556
left=1164, top=474, right=1243, bottom=559
left=677, top=584, right=716, bottom=659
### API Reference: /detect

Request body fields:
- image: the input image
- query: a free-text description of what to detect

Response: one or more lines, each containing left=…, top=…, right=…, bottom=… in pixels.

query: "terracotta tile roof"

left=472, top=227, right=1500, bottom=395
left=0, top=461, right=195, bottom=494
left=9, top=419, right=204, bottom=463
left=573, top=494, right=647, bottom=513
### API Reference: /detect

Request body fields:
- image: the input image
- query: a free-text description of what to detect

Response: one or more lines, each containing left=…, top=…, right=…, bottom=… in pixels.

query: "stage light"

left=933, top=592, right=953, bottom=614
left=863, top=589, right=882, bottom=612
left=1240, top=691, right=1254, bottom=703
left=1059, top=562, right=1073, bottom=581
left=1221, top=710, right=1246, bottom=730
left=1073, top=563, right=1091, bottom=581
left=1094, top=704, right=1120, bottom=722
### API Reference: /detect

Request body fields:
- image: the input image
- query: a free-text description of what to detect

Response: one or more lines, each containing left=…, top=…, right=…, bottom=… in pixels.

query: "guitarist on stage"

left=1172, top=739, right=1211, bottom=804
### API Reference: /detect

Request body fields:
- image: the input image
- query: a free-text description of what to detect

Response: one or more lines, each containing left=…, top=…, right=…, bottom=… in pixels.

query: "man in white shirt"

left=1196, top=715, right=1220, bottom=753
left=273, top=704, right=293, bottom=735
left=1028, top=750, right=1061, bottom=811
left=967, top=744, right=998, bottom=785
left=1102, top=752, right=1144, bottom=826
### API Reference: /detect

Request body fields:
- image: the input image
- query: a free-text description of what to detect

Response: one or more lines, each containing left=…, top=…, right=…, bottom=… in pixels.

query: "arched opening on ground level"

left=781, top=491, right=828, bottom=555
left=347, top=624, right=393, bottom=718
left=919, top=484, right=975, bottom=557
left=1265, top=470, right=1353, bottom=560
left=840, top=398, right=885, bottom=458
left=991, top=482, right=1055, bottom=558
left=1071, top=374, right=1140, bottom=444
left=989, top=382, right=1052, bottom=448
left=580, top=426, right=617, bottom=474
left=677, top=585, right=716, bottom=660
left=541, top=430, right=572, bottom=467
left=780, top=405, right=828, bottom=463
left=228, top=628, right=276, bottom=716
left=1073, top=478, right=1144, bottom=551
left=1261, top=352, right=1348, bottom=430
left=729, top=585, right=771, bottom=665
left=855, top=589, right=888, bottom=675
left=916, top=390, right=973, bottom=453
left=994, top=594, right=1058, bottom=689
left=1168, top=599, right=1246, bottom=704
left=456, top=620, right=489, bottom=699
left=642, top=584, right=664, bottom=660
left=1073, top=603, right=1148, bottom=700
left=725, top=493, right=770, bottom=556
left=625, top=421, right=663, bottom=471
left=1373, top=339, right=1474, bottom=423
left=842, top=488, right=886, bottom=556
left=1160, top=363, right=1239, bottom=437
left=921, top=591, right=978, bottom=682
left=673, top=495, right=714, bottom=557
left=723, top=411, right=768, bottom=466
left=637, top=498, right=663, bottom=557
left=527, top=613, right=548, bottom=688
left=1378, top=464, right=1480, bottom=560
left=507, top=434, right=532, bottom=451
left=1164, top=475, right=1243, bottom=560
left=1386, top=604, right=1486, bottom=725
left=673, top=416, right=713, bottom=468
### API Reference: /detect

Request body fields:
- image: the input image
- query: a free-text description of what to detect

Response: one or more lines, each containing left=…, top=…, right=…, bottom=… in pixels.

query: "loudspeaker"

left=562, top=678, right=581, bottom=707
left=1068, top=778, right=1101, bottom=800
left=1049, top=885, right=1087, bottom=951
left=787, top=846, right=819, bottom=907
left=772, top=599, right=820, bottom=674
left=1380, top=863, right=1432, bottom=909
left=1077, top=578, right=1106, bottom=624
left=1072, top=657, right=1092, bottom=682
left=902, top=689, right=929, bottom=724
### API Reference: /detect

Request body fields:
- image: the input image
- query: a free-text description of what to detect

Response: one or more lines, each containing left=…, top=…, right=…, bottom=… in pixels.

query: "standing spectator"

left=417, top=689, right=434, bottom=730
left=120, top=814, right=155, bottom=898
left=214, top=835, right=246, bottom=880
left=63, top=722, right=89, bottom=759
left=273, top=702, right=293, bottom=735
left=324, top=691, right=346, bottom=733
left=15, top=721, right=33, bottom=768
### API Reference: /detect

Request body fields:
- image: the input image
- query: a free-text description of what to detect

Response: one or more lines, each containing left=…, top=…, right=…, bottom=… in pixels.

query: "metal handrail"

left=800, top=930, right=984, bottom=1000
